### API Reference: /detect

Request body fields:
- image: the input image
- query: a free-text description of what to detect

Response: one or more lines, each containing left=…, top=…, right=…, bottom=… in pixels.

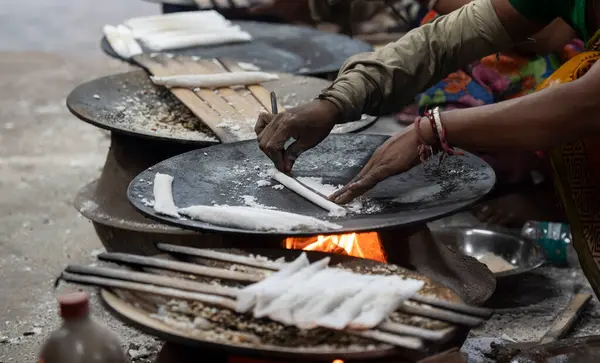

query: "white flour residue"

left=141, top=198, right=155, bottom=207
left=294, top=177, right=384, bottom=215
left=272, top=184, right=284, bottom=190
left=296, top=177, right=340, bottom=196
left=392, top=184, right=443, bottom=204
left=256, top=179, right=271, bottom=187
left=240, top=195, right=276, bottom=210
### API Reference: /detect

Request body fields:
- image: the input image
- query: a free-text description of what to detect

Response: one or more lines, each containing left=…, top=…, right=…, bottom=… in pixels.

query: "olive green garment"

left=509, top=0, right=589, bottom=42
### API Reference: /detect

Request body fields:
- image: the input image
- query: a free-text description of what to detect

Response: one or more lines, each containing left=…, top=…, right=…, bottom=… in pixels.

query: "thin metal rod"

left=410, top=295, right=492, bottom=318
left=398, top=304, right=484, bottom=328
left=270, top=91, right=278, bottom=115
left=156, top=244, right=283, bottom=271
left=69, top=263, right=453, bottom=342
left=61, top=271, right=425, bottom=350
left=66, top=265, right=239, bottom=297
left=98, top=253, right=263, bottom=283
left=154, top=244, right=493, bottom=318
left=61, top=272, right=238, bottom=310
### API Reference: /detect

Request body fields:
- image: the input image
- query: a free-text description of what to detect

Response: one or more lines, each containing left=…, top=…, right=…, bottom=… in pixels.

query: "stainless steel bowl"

left=432, top=227, right=546, bottom=278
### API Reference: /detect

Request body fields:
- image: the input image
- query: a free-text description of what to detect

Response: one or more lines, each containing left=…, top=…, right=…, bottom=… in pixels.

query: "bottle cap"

left=59, top=292, right=90, bottom=319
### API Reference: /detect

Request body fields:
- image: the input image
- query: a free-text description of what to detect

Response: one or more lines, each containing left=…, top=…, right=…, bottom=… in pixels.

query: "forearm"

left=424, top=77, right=600, bottom=151
left=319, top=0, right=512, bottom=121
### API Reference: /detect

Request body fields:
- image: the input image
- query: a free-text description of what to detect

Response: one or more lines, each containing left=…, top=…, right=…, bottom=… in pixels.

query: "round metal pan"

left=100, top=248, right=461, bottom=361
left=128, top=134, right=496, bottom=236
left=100, top=21, right=373, bottom=75
left=432, top=227, right=546, bottom=279
left=66, top=70, right=376, bottom=146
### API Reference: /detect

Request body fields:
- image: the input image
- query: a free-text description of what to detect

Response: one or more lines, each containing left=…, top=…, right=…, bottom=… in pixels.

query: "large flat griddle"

left=67, top=70, right=376, bottom=146
left=101, top=21, right=373, bottom=75
left=128, top=134, right=495, bottom=236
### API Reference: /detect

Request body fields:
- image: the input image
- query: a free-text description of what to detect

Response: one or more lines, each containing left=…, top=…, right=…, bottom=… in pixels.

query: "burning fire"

left=284, top=232, right=387, bottom=263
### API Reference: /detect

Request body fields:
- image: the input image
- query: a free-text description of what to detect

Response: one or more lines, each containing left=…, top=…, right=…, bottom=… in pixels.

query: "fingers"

left=258, top=115, right=299, bottom=172
left=331, top=166, right=390, bottom=205
left=328, top=150, right=383, bottom=202
left=283, top=140, right=306, bottom=173
left=255, top=112, right=273, bottom=136
left=332, top=169, right=388, bottom=205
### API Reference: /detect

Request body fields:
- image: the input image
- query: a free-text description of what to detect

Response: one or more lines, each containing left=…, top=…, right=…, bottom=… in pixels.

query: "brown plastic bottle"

left=39, top=292, right=129, bottom=363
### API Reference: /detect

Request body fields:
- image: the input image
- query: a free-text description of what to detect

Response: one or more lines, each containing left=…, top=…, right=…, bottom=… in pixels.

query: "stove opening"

left=284, top=232, right=387, bottom=262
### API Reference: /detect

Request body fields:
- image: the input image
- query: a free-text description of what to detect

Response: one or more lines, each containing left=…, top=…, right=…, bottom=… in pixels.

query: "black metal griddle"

left=128, top=134, right=496, bottom=236
left=101, top=21, right=373, bottom=75
left=66, top=70, right=377, bottom=146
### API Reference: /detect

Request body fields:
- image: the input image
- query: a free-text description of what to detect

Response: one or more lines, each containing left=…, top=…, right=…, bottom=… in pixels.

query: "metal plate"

left=100, top=248, right=461, bottom=361
left=67, top=70, right=376, bottom=146
left=432, top=227, right=546, bottom=278
left=101, top=21, right=373, bottom=75
left=128, top=134, right=496, bottom=236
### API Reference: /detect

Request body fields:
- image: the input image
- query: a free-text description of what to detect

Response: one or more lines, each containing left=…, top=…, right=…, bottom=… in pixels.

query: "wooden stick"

left=155, top=244, right=493, bottom=318
left=96, top=251, right=488, bottom=327
left=74, top=263, right=453, bottom=341
left=378, top=322, right=455, bottom=342
left=61, top=271, right=424, bottom=350
left=398, top=304, right=484, bottom=328
left=218, top=58, right=283, bottom=112
left=66, top=265, right=238, bottom=297
left=61, top=272, right=238, bottom=310
left=351, top=330, right=423, bottom=350
left=97, top=253, right=263, bottom=283
left=410, top=295, right=492, bottom=318
left=72, top=264, right=455, bottom=342
left=156, top=244, right=284, bottom=270
left=538, top=293, right=592, bottom=345
left=132, top=54, right=239, bottom=143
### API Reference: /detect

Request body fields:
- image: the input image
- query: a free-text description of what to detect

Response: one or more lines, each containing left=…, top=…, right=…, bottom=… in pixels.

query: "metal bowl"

left=432, top=227, right=546, bottom=278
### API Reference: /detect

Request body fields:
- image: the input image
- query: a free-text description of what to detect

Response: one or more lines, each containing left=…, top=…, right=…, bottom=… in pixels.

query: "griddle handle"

left=270, top=91, right=278, bottom=115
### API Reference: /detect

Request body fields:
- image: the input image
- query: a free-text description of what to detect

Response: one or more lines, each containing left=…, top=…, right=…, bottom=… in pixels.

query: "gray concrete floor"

left=0, top=2, right=163, bottom=362
left=1, top=2, right=600, bottom=363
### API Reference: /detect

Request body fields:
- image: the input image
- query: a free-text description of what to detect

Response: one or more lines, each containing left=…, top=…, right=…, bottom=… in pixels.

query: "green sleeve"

left=508, top=0, right=560, bottom=24
left=508, top=0, right=588, bottom=41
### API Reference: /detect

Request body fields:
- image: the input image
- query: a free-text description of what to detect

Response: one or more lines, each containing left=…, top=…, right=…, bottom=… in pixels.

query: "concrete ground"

left=1, top=2, right=600, bottom=363
left=0, top=1, right=162, bottom=362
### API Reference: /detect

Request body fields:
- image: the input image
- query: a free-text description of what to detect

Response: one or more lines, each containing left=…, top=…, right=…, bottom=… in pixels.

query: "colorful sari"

left=538, top=33, right=600, bottom=298
left=412, top=10, right=584, bottom=185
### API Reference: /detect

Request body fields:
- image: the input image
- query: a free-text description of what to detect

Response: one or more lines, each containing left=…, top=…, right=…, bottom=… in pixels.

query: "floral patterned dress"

left=414, top=10, right=584, bottom=185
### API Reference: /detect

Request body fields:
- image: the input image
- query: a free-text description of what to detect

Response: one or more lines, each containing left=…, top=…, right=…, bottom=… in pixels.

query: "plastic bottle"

left=521, top=221, right=580, bottom=268
left=39, top=292, right=129, bottom=363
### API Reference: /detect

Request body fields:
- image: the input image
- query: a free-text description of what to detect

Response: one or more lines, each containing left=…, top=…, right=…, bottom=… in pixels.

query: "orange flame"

left=284, top=232, right=386, bottom=262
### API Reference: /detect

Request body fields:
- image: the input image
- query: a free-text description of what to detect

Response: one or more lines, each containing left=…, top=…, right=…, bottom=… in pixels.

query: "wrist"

left=417, top=116, right=437, bottom=145
left=315, top=98, right=344, bottom=125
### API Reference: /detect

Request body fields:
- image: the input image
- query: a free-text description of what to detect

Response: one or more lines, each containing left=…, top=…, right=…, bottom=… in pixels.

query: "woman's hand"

left=255, top=99, right=342, bottom=173
left=330, top=126, right=423, bottom=204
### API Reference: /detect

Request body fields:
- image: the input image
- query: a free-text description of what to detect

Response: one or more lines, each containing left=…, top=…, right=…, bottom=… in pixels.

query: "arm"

left=319, top=0, right=541, bottom=121
left=330, top=61, right=600, bottom=204
left=422, top=61, right=600, bottom=151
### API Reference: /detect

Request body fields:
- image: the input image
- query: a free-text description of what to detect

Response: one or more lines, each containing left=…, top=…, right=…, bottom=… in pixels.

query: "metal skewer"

left=61, top=267, right=431, bottom=347
left=270, top=91, right=278, bottom=115
left=155, top=244, right=493, bottom=318
left=95, top=252, right=488, bottom=327
left=64, top=264, right=456, bottom=341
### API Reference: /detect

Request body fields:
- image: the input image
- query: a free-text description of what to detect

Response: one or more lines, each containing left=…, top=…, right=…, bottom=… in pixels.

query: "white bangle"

left=427, top=0, right=439, bottom=10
